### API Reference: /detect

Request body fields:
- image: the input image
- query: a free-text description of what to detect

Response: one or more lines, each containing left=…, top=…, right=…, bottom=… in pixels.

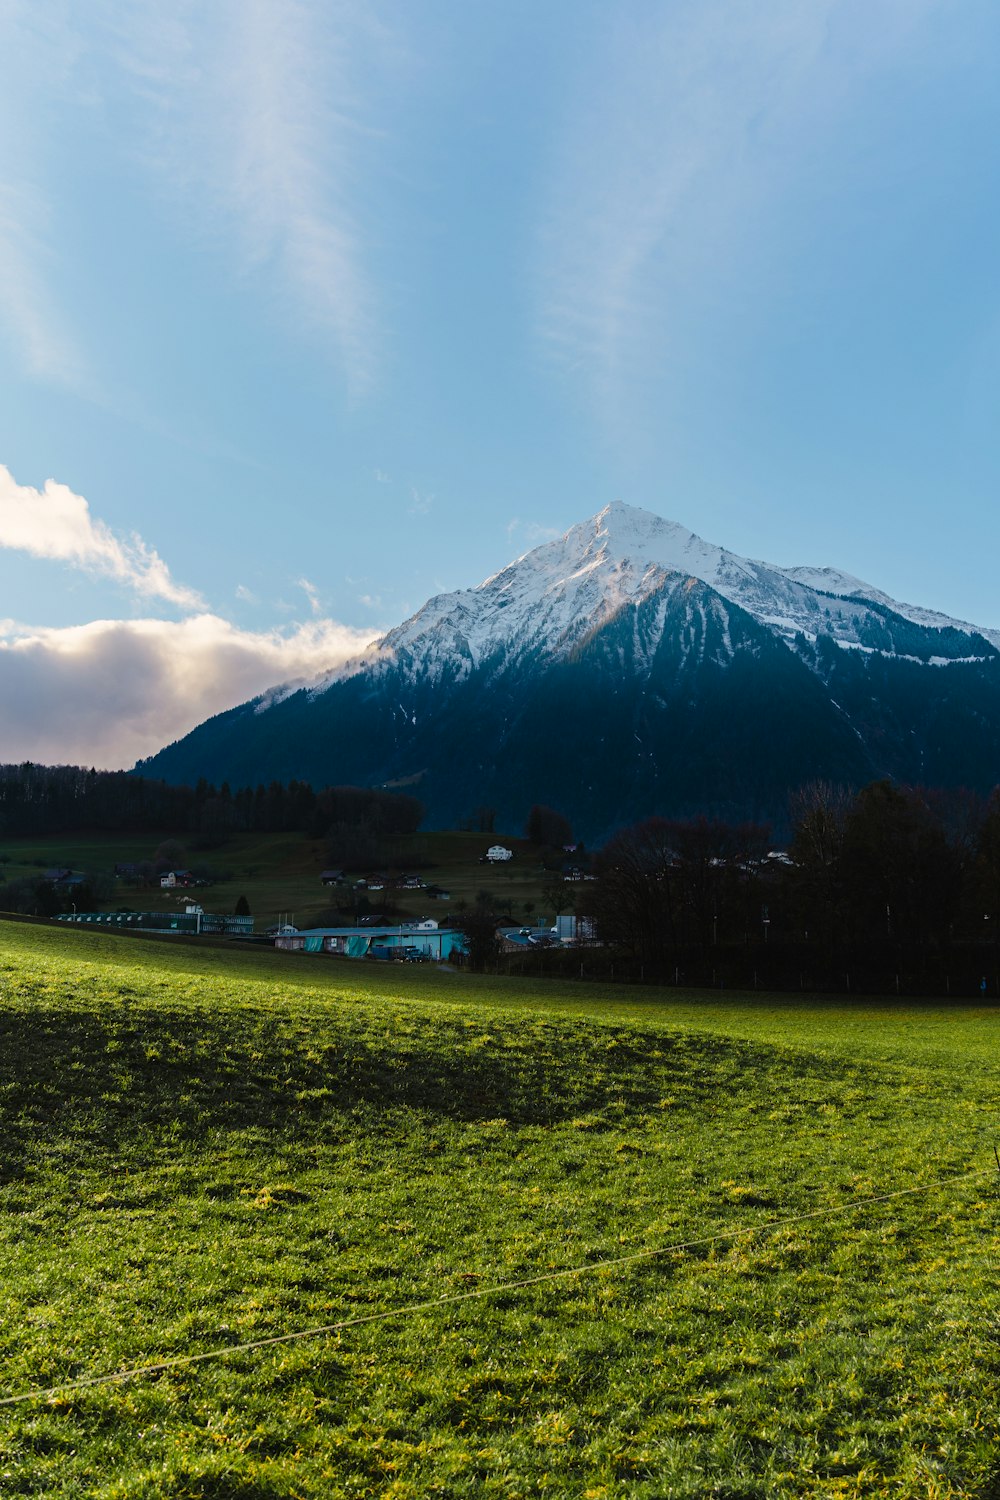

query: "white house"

left=486, top=845, right=513, bottom=863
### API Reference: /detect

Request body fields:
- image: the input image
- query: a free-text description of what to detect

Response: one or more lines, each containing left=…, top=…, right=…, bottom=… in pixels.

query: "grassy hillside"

left=0, top=829, right=562, bottom=930
left=0, top=921, right=997, bottom=1497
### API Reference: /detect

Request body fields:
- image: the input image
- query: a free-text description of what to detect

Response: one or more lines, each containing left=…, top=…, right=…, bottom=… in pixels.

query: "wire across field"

left=0, top=921, right=997, bottom=1498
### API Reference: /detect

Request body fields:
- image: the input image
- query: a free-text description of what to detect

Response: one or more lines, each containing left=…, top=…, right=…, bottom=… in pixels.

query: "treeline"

left=587, top=780, right=1000, bottom=996
left=0, top=763, right=423, bottom=842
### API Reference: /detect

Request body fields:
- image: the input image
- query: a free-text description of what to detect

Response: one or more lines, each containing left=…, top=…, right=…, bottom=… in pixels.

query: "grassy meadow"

left=0, top=829, right=554, bottom=930
left=0, top=919, right=998, bottom=1497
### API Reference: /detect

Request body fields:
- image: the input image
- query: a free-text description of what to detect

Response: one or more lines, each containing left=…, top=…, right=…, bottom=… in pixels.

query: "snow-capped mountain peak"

left=298, top=502, right=998, bottom=700
left=142, top=500, right=1000, bottom=832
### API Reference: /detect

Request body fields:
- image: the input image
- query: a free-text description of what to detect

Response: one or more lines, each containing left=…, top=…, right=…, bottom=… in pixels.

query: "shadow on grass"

left=0, top=1003, right=873, bottom=1175
left=125, top=1475, right=289, bottom=1500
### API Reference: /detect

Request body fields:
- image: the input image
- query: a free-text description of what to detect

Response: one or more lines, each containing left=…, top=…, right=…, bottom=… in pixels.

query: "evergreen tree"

left=525, top=804, right=573, bottom=847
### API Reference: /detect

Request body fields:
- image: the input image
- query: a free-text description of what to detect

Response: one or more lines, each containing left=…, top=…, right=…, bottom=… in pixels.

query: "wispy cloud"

left=535, top=0, right=941, bottom=416
left=0, top=8, right=86, bottom=385
left=297, top=576, right=324, bottom=615
left=506, top=517, right=560, bottom=548
left=409, top=487, right=433, bottom=517
left=0, top=464, right=202, bottom=608
left=114, top=0, right=388, bottom=393
left=0, top=613, right=378, bottom=769
left=0, top=181, right=85, bottom=386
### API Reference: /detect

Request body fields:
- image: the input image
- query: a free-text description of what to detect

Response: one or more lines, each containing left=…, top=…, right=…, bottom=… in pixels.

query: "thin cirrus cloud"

left=114, top=0, right=385, bottom=393
left=0, top=6, right=86, bottom=388
left=0, top=464, right=202, bottom=609
left=0, top=614, right=379, bottom=770
left=535, top=0, right=941, bottom=414
left=0, top=2, right=387, bottom=393
left=0, top=180, right=84, bottom=388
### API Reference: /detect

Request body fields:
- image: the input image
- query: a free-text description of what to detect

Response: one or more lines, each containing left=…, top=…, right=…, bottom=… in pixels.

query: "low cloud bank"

left=0, top=614, right=378, bottom=770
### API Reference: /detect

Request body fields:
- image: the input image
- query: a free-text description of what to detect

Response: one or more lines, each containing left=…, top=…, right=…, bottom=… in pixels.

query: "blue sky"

left=2, top=0, right=1000, bottom=766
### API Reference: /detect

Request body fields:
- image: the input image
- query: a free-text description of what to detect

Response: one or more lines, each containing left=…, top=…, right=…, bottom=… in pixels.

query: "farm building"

left=275, top=922, right=466, bottom=962
left=55, top=910, right=255, bottom=936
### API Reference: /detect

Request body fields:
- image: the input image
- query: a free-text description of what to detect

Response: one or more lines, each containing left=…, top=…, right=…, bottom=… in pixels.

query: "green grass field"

left=0, top=919, right=997, bottom=1498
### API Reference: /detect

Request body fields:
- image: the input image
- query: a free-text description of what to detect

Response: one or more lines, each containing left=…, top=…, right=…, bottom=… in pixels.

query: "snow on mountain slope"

left=773, top=562, right=997, bottom=638
left=296, top=502, right=998, bottom=702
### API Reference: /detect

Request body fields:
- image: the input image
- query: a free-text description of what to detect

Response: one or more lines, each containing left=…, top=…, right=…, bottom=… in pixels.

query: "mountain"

left=138, top=503, right=1000, bottom=839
